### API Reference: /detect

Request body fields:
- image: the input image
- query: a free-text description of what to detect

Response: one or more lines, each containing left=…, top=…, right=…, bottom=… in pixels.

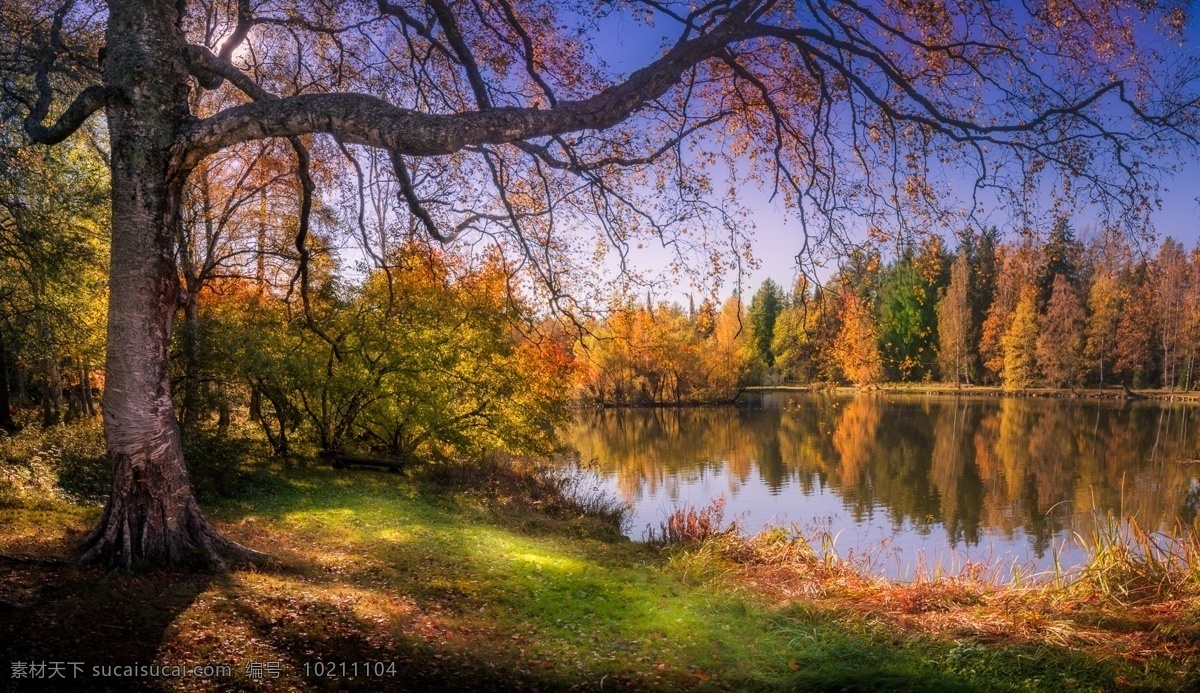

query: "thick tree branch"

left=22, top=1, right=106, bottom=144
left=217, top=0, right=254, bottom=63
left=174, top=26, right=747, bottom=167
left=24, top=84, right=107, bottom=144
left=186, top=44, right=274, bottom=101
left=426, top=0, right=492, bottom=109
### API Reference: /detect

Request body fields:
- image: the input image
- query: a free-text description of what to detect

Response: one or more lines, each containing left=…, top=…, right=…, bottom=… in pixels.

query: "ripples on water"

left=562, top=392, right=1200, bottom=579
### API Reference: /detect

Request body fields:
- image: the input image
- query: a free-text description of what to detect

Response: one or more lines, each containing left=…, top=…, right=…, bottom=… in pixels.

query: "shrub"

left=181, top=430, right=259, bottom=501
left=417, top=453, right=628, bottom=534
left=0, top=419, right=107, bottom=506
left=647, top=497, right=733, bottom=547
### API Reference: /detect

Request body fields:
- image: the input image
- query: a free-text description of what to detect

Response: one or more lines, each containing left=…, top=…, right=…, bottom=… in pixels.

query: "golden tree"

left=936, top=252, right=971, bottom=386
left=1001, top=291, right=1040, bottom=391
left=833, top=291, right=882, bottom=387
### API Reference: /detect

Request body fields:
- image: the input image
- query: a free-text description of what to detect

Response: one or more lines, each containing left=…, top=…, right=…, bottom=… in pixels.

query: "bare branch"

left=22, top=0, right=106, bottom=144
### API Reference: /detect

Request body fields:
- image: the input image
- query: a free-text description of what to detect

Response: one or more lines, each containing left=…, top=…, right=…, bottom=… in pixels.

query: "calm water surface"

left=563, top=392, right=1200, bottom=577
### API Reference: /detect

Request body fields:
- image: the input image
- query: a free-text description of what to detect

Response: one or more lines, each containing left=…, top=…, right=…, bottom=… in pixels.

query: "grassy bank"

left=2, top=423, right=1199, bottom=690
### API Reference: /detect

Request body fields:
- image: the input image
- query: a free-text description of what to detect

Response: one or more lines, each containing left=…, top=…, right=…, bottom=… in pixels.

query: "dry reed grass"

left=653, top=500, right=1200, bottom=664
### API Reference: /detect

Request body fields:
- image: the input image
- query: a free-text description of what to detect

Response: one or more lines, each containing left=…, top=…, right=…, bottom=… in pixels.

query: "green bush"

left=181, top=431, right=256, bottom=501
left=0, top=419, right=107, bottom=506
left=0, top=419, right=267, bottom=506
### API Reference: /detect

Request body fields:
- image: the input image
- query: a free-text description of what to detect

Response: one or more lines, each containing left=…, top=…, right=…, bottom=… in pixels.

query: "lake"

left=563, top=392, right=1200, bottom=579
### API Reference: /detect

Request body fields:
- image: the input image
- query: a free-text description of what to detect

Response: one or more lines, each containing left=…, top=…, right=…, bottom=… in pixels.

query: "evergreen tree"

left=1037, top=218, right=1082, bottom=308
left=877, top=241, right=948, bottom=381
left=748, top=279, right=785, bottom=369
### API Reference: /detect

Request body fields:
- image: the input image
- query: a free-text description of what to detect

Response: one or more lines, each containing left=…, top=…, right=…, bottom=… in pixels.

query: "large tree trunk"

left=0, top=335, right=17, bottom=432
left=79, top=0, right=262, bottom=570
left=180, top=293, right=202, bottom=432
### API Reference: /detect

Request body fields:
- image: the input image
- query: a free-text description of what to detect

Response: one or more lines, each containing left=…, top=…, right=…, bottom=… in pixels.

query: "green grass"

left=2, top=462, right=1197, bottom=691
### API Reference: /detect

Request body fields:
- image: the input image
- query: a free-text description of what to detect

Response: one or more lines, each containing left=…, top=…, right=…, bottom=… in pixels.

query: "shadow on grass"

left=199, top=469, right=993, bottom=690
left=0, top=561, right=213, bottom=691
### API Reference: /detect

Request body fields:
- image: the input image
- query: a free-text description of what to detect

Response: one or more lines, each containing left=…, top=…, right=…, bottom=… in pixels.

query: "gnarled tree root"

left=77, top=497, right=268, bottom=572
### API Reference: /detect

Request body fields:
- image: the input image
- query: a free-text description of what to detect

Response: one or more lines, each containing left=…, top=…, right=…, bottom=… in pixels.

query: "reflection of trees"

left=831, top=396, right=882, bottom=486
left=930, top=401, right=985, bottom=545
left=567, top=396, right=1200, bottom=548
left=565, top=407, right=788, bottom=501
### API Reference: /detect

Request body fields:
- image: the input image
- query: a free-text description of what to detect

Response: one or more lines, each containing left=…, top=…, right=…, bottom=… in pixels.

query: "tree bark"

left=216, top=382, right=231, bottom=434
left=0, top=336, right=17, bottom=433
left=42, top=357, right=63, bottom=427
left=180, top=292, right=202, bottom=432
left=78, top=0, right=262, bottom=570
left=82, top=368, right=96, bottom=416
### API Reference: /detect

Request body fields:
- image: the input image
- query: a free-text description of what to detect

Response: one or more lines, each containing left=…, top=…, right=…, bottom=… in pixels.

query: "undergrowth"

left=415, top=452, right=629, bottom=536
left=0, top=418, right=279, bottom=508
left=0, top=419, right=107, bottom=506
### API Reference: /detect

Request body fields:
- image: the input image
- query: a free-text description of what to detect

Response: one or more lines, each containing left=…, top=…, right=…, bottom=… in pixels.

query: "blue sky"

left=587, top=7, right=1200, bottom=298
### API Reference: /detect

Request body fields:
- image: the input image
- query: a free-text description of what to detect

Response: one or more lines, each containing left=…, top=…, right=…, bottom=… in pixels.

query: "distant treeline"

left=575, top=220, right=1200, bottom=403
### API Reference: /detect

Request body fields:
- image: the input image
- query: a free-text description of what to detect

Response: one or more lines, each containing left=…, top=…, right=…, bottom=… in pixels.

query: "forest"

left=3, top=0, right=1200, bottom=689
left=0, top=128, right=580, bottom=463
left=578, top=221, right=1200, bottom=403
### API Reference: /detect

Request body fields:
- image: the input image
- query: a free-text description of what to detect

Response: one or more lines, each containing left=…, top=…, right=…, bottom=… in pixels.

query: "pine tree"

left=748, top=279, right=785, bottom=369
left=877, top=240, right=947, bottom=381
left=1037, top=217, right=1081, bottom=308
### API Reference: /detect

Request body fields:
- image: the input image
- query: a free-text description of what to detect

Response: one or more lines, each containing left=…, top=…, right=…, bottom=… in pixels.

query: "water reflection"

left=564, top=393, right=1200, bottom=575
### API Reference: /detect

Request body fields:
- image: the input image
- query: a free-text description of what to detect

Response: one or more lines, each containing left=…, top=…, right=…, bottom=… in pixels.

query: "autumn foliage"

left=670, top=221, right=1200, bottom=392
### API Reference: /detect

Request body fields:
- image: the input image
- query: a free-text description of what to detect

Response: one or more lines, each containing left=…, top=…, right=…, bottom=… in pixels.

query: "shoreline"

left=744, top=383, right=1200, bottom=402
left=576, top=384, right=1200, bottom=408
